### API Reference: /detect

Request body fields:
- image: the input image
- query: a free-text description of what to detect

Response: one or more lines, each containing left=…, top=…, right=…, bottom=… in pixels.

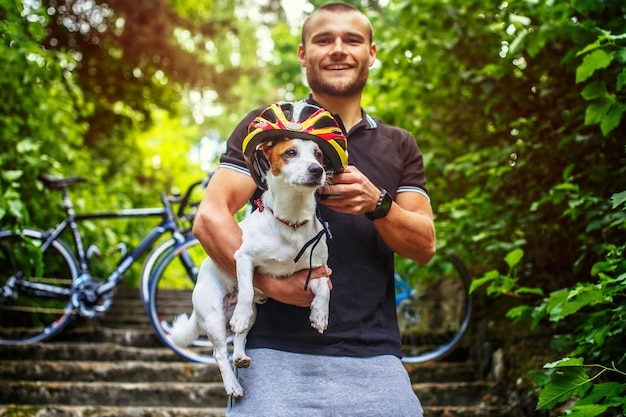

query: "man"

left=193, top=3, right=436, bottom=416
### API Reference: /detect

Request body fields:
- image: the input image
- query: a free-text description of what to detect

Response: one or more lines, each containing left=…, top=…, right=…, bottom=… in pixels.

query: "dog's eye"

left=314, top=150, right=323, bottom=162
left=283, top=149, right=297, bottom=158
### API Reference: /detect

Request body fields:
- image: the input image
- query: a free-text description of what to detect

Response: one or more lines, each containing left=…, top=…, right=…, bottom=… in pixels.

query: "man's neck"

left=311, top=93, right=363, bottom=132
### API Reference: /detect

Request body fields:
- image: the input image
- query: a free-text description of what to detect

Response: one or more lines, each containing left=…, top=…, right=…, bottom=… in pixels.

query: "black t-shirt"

left=219, top=97, right=429, bottom=358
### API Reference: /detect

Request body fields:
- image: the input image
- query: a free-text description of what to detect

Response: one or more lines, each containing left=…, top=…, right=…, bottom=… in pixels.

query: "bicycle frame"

left=26, top=189, right=190, bottom=301
left=394, top=272, right=413, bottom=305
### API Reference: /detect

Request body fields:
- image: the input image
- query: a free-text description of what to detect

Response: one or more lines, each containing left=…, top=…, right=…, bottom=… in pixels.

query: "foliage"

left=364, top=0, right=625, bottom=414
left=0, top=0, right=90, bottom=228
left=473, top=188, right=625, bottom=414
left=367, top=0, right=626, bottom=287
left=536, top=358, right=626, bottom=414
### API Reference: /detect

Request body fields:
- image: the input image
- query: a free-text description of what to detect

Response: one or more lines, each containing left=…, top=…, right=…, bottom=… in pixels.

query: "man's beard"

left=306, top=67, right=369, bottom=97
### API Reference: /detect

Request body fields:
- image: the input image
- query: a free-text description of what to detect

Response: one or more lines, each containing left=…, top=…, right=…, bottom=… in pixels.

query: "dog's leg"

left=232, top=301, right=256, bottom=368
left=201, top=317, right=245, bottom=398
left=230, top=250, right=255, bottom=334
left=192, top=260, right=245, bottom=398
left=309, top=277, right=331, bottom=333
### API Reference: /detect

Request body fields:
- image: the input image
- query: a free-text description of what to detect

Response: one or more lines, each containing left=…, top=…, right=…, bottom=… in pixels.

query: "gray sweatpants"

left=226, top=348, right=423, bottom=417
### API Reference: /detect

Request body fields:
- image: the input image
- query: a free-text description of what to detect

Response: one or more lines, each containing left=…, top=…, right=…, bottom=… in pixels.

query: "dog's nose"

left=308, top=165, right=324, bottom=178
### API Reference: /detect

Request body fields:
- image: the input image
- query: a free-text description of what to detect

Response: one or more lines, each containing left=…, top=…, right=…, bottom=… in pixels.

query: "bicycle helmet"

left=242, top=101, right=348, bottom=190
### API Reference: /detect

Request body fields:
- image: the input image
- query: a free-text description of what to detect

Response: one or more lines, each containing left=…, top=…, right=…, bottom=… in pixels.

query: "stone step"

left=0, top=343, right=181, bottom=362
left=0, top=380, right=228, bottom=408
left=0, top=285, right=510, bottom=414
left=0, top=358, right=477, bottom=385
left=0, top=360, right=222, bottom=383
left=0, top=404, right=514, bottom=417
left=0, top=405, right=226, bottom=417
left=424, top=405, right=516, bottom=417
left=413, top=381, right=497, bottom=407
left=0, top=379, right=494, bottom=409
left=0, top=343, right=478, bottom=383
left=54, top=324, right=164, bottom=347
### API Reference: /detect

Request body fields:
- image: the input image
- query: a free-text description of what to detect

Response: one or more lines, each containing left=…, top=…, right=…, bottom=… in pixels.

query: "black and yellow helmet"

left=242, top=101, right=348, bottom=190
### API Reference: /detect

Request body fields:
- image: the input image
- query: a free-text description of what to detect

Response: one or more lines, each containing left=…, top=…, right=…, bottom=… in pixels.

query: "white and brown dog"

left=170, top=137, right=331, bottom=398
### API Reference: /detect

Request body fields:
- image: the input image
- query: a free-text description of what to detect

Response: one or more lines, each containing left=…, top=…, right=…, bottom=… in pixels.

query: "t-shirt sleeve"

left=218, top=108, right=264, bottom=174
left=397, top=128, right=430, bottom=200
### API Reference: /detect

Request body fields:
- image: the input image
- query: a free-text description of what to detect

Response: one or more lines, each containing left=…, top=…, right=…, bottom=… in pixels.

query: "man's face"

left=299, top=10, right=376, bottom=97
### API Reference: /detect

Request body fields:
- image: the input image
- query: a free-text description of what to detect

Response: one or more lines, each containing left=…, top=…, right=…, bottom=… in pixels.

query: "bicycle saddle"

left=38, top=174, right=87, bottom=190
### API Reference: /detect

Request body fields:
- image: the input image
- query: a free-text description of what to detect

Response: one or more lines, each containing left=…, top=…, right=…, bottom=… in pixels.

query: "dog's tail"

left=169, top=312, right=200, bottom=347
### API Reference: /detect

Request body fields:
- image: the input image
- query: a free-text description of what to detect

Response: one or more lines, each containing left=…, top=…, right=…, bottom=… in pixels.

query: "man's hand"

left=318, top=165, right=381, bottom=215
left=253, top=266, right=333, bottom=307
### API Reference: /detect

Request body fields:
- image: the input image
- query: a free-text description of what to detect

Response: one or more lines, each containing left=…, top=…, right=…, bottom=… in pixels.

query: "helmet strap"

left=293, top=207, right=332, bottom=291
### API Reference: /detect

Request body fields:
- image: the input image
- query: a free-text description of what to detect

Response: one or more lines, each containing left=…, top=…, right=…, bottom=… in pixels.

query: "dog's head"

left=259, top=138, right=326, bottom=189
left=243, top=102, right=348, bottom=190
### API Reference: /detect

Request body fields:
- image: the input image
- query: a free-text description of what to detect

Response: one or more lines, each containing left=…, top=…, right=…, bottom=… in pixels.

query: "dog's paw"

left=225, top=381, right=245, bottom=398
left=234, top=354, right=251, bottom=368
left=309, top=309, right=329, bottom=334
left=230, top=308, right=253, bottom=334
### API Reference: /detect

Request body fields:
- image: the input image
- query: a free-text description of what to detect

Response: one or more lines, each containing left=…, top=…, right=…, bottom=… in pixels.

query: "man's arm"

left=319, top=165, right=436, bottom=264
left=192, top=168, right=331, bottom=307
left=192, top=168, right=255, bottom=276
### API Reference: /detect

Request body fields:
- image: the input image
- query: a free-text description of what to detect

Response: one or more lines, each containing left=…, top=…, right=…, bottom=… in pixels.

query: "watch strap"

left=365, top=188, right=392, bottom=220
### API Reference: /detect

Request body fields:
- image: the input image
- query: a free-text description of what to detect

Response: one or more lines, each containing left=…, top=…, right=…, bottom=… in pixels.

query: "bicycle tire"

left=146, top=237, right=219, bottom=363
left=0, top=228, right=78, bottom=344
left=396, top=251, right=473, bottom=364
left=139, top=237, right=180, bottom=308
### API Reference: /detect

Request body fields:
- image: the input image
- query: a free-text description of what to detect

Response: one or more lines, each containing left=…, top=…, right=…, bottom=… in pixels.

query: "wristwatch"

left=365, top=188, right=393, bottom=220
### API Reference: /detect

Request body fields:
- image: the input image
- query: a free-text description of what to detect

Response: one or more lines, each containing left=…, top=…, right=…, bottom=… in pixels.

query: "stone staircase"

left=0, top=287, right=515, bottom=416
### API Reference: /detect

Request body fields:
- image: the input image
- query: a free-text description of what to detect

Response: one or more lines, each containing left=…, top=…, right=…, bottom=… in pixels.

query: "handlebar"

left=175, top=176, right=210, bottom=218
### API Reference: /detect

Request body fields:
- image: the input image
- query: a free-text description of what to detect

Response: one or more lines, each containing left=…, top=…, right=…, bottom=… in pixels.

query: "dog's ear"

left=252, top=149, right=270, bottom=183
left=258, top=140, right=275, bottom=152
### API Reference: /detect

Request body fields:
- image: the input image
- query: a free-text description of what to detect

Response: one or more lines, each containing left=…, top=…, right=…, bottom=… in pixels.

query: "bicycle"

left=0, top=174, right=206, bottom=344
left=147, top=240, right=473, bottom=365
left=0, top=174, right=472, bottom=364
left=395, top=251, right=473, bottom=363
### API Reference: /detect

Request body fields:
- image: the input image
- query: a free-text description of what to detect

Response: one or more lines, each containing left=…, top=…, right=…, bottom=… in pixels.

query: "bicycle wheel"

left=146, top=237, right=220, bottom=363
left=139, top=237, right=181, bottom=308
left=0, top=229, right=78, bottom=344
left=396, top=251, right=472, bottom=363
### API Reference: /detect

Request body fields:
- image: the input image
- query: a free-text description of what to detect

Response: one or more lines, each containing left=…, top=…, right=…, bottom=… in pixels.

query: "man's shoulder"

left=369, top=116, right=414, bottom=141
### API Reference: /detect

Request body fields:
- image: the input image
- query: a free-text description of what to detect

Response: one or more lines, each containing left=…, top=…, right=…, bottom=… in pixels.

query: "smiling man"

left=192, top=3, right=435, bottom=416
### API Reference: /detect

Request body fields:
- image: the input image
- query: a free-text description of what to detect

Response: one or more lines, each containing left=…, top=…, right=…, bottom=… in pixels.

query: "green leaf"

left=593, top=324, right=611, bottom=347
left=576, top=49, right=613, bottom=83
left=545, top=289, right=569, bottom=321
left=558, top=286, right=605, bottom=318
left=515, top=286, right=544, bottom=296
left=469, top=269, right=499, bottom=293
left=566, top=404, right=609, bottom=417
left=610, top=191, right=626, bottom=209
left=506, top=304, right=531, bottom=321
left=544, top=357, right=584, bottom=368
left=1, top=170, right=23, bottom=182
left=585, top=100, right=612, bottom=125
left=618, top=68, right=626, bottom=91
left=509, top=14, right=531, bottom=26
left=508, top=28, right=528, bottom=56
left=600, top=104, right=625, bottom=136
left=504, top=248, right=524, bottom=269
left=577, top=381, right=626, bottom=406
left=537, top=363, right=591, bottom=410
left=7, top=199, right=24, bottom=220
left=581, top=80, right=607, bottom=101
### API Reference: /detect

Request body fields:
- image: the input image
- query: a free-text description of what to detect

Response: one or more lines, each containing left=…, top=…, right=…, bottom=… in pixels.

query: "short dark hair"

left=301, top=2, right=373, bottom=46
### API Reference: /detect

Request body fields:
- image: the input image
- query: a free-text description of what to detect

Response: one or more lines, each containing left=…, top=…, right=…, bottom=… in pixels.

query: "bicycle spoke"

left=0, top=230, right=77, bottom=344
left=146, top=238, right=219, bottom=363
